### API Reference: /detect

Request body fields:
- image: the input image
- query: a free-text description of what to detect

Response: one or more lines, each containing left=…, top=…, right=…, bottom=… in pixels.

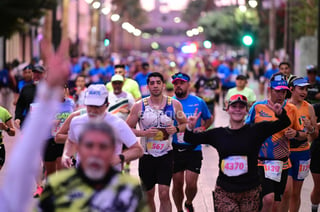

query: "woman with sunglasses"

left=184, top=94, right=291, bottom=212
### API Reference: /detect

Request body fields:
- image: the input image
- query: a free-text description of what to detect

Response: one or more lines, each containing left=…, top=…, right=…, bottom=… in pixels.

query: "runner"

left=126, top=72, right=187, bottom=212
left=39, top=122, right=149, bottom=211
left=0, top=105, right=15, bottom=170
left=108, top=74, right=135, bottom=173
left=61, top=84, right=143, bottom=171
left=171, top=72, right=213, bottom=212
left=107, top=74, right=135, bottom=120
left=224, top=75, right=256, bottom=108
left=280, top=77, right=318, bottom=212
left=184, top=94, right=291, bottom=212
left=14, top=65, right=45, bottom=128
left=106, top=64, right=141, bottom=100
left=245, top=73, right=305, bottom=212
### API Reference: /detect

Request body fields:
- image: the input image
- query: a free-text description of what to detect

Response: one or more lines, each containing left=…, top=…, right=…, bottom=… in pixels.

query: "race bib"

left=264, top=160, right=283, bottom=182
left=177, top=132, right=185, bottom=144
left=221, top=156, right=248, bottom=177
left=146, top=140, right=170, bottom=155
left=298, top=159, right=310, bottom=180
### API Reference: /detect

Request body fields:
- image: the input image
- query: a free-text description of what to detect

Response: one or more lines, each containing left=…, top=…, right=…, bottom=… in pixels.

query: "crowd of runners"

left=0, top=41, right=320, bottom=212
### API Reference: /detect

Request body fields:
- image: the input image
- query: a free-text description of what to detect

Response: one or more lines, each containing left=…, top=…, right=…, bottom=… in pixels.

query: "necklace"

left=149, top=95, right=164, bottom=110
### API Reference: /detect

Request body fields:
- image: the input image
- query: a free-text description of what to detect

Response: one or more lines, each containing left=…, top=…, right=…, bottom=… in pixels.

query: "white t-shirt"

left=107, top=91, right=135, bottom=121
left=68, top=113, right=137, bottom=156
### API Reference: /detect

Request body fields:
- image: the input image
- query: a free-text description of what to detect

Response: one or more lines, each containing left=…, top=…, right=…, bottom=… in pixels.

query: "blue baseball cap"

left=171, top=72, right=190, bottom=83
left=269, top=74, right=289, bottom=90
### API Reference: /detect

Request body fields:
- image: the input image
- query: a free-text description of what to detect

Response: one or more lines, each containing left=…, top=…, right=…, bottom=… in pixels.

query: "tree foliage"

left=0, top=0, right=57, bottom=37
left=111, top=0, right=148, bottom=26
left=290, top=0, right=318, bottom=39
left=199, top=7, right=259, bottom=46
left=182, top=0, right=206, bottom=26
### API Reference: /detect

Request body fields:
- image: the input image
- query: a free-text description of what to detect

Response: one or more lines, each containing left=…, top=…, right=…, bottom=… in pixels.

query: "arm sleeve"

left=184, top=128, right=216, bottom=146
left=0, top=82, right=60, bottom=212
left=254, top=109, right=291, bottom=141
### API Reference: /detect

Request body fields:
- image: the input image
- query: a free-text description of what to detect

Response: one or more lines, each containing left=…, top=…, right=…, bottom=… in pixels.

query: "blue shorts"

left=288, top=150, right=311, bottom=181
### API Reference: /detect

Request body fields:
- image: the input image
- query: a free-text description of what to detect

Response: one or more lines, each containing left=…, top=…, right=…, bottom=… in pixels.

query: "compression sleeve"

left=0, top=82, right=61, bottom=212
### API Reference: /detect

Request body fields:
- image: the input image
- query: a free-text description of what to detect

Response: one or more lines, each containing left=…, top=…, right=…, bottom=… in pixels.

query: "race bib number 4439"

left=221, top=156, right=248, bottom=177
left=264, top=160, right=283, bottom=182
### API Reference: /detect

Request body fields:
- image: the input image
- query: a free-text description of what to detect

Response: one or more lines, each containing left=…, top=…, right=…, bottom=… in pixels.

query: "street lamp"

left=248, top=0, right=258, bottom=8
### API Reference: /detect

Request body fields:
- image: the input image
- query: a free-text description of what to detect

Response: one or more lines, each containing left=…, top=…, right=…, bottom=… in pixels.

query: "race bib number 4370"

left=221, top=156, right=248, bottom=177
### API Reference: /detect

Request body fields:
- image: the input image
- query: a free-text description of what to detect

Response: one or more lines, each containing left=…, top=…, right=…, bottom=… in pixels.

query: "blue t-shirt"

left=264, top=68, right=279, bottom=80
left=89, top=67, right=107, bottom=84
left=172, top=95, right=212, bottom=151
left=71, top=63, right=81, bottom=74
left=134, top=72, right=150, bottom=98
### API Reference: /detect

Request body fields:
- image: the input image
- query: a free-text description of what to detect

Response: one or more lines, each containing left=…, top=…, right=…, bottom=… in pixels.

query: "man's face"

left=33, top=72, right=44, bottom=82
left=279, top=64, right=290, bottom=77
left=86, top=105, right=107, bottom=119
left=112, top=81, right=123, bottom=95
left=147, top=77, right=164, bottom=97
left=115, top=68, right=126, bottom=78
left=23, top=69, right=33, bottom=81
left=173, top=79, right=189, bottom=98
left=308, top=72, right=316, bottom=81
left=76, top=76, right=86, bottom=88
left=94, top=60, right=101, bottom=68
left=78, top=131, right=114, bottom=180
left=270, top=89, right=287, bottom=104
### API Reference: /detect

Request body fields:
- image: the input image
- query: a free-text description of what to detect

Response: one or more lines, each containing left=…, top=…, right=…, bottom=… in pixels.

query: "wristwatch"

left=119, top=154, right=125, bottom=163
left=295, top=131, right=300, bottom=138
left=175, top=126, right=180, bottom=133
left=6, top=127, right=10, bottom=132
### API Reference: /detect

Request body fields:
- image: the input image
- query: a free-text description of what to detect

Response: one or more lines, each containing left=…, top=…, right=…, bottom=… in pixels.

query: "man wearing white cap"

left=61, top=84, right=143, bottom=170
left=107, top=74, right=135, bottom=121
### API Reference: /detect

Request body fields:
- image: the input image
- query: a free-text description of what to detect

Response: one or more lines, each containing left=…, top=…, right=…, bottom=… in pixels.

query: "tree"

left=0, top=0, right=57, bottom=38
left=198, top=7, right=259, bottom=47
left=290, top=0, right=318, bottom=39
left=111, top=0, right=148, bottom=27
left=182, top=0, right=206, bottom=26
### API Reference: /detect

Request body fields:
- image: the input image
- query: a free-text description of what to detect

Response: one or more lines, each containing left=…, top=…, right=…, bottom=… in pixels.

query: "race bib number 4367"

left=221, top=156, right=248, bottom=177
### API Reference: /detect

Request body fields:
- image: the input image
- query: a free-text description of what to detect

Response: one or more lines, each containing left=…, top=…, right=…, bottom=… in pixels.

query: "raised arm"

left=0, top=39, right=70, bottom=212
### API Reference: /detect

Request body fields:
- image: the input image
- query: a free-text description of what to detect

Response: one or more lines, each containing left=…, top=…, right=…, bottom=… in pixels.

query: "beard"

left=83, top=157, right=107, bottom=180
left=175, top=89, right=186, bottom=98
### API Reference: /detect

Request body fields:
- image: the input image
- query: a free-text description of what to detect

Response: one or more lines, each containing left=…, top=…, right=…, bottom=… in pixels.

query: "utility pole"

left=269, top=0, right=276, bottom=58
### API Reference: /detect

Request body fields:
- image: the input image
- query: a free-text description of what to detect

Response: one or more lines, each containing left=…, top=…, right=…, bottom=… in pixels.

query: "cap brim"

left=296, top=83, right=310, bottom=87
left=272, top=86, right=289, bottom=90
left=172, top=78, right=188, bottom=83
left=84, top=97, right=105, bottom=106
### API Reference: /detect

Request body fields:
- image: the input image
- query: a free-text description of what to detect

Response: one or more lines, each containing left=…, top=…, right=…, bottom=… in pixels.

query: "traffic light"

left=203, top=40, right=212, bottom=49
left=242, top=34, right=253, bottom=46
left=104, top=38, right=110, bottom=47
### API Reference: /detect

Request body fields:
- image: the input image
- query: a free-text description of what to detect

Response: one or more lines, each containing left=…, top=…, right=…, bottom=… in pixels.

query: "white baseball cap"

left=84, top=84, right=108, bottom=106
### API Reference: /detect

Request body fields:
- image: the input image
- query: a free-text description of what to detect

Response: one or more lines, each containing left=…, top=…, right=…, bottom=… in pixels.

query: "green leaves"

left=0, top=0, right=57, bottom=37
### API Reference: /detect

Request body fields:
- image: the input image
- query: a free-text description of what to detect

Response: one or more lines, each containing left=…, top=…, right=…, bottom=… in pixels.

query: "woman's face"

left=227, top=102, right=247, bottom=122
left=291, top=86, right=308, bottom=102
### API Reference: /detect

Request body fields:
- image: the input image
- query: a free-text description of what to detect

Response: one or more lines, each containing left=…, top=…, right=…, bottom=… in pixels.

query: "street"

left=0, top=81, right=315, bottom=211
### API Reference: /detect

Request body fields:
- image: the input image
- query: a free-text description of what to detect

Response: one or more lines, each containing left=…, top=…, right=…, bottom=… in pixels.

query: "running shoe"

left=184, top=202, right=194, bottom=212
left=33, top=186, right=44, bottom=198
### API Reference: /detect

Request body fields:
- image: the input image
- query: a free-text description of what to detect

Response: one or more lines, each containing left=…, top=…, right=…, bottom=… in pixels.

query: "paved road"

left=0, top=80, right=315, bottom=211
